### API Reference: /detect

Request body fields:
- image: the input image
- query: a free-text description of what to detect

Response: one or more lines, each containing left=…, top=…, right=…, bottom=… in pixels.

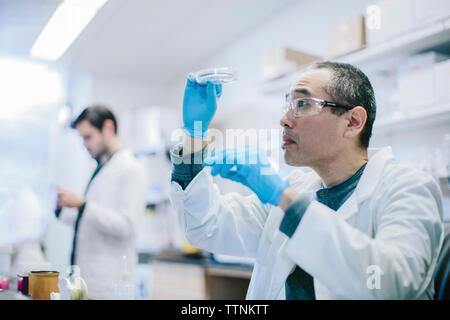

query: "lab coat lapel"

left=85, top=149, right=124, bottom=197
left=336, top=147, right=395, bottom=221
left=357, top=146, right=395, bottom=201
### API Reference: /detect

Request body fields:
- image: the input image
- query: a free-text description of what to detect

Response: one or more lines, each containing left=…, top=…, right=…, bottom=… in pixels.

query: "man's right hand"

left=57, top=186, right=84, bottom=209
left=182, top=73, right=222, bottom=138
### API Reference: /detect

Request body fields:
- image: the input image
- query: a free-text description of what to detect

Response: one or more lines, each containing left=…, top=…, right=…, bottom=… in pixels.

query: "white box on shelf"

left=397, top=65, right=435, bottom=113
left=366, top=0, right=414, bottom=46
left=434, top=59, right=450, bottom=103
left=397, top=52, right=449, bottom=114
left=398, top=51, right=449, bottom=73
left=414, top=0, right=450, bottom=27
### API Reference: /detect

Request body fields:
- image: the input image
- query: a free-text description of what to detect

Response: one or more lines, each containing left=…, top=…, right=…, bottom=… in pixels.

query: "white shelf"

left=373, top=103, right=450, bottom=135
left=258, top=17, right=450, bottom=96
left=335, top=17, right=450, bottom=71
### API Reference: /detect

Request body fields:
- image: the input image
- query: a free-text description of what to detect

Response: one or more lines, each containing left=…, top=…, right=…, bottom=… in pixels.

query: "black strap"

left=70, top=150, right=119, bottom=265
left=285, top=266, right=316, bottom=299
left=70, top=163, right=103, bottom=265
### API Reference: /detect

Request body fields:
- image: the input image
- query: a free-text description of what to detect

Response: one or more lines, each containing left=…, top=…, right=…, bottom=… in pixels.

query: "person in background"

left=169, top=62, right=444, bottom=299
left=55, top=105, right=148, bottom=299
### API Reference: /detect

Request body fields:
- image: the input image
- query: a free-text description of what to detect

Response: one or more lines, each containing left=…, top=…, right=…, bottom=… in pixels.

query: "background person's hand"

left=204, top=148, right=289, bottom=206
left=57, top=186, right=84, bottom=209
left=182, top=73, right=222, bottom=138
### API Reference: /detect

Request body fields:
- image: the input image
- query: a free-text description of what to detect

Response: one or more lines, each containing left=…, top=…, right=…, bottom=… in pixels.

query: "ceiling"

left=0, top=0, right=296, bottom=84
left=0, top=0, right=60, bottom=57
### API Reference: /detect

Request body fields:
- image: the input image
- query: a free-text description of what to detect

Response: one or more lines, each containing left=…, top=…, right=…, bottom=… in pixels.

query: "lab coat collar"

left=337, top=146, right=395, bottom=220
left=302, top=147, right=394, bottom=220
left=356, top=146, right=395, bottom=202
left=90, top=148, right=131, bottom=180
left=103, top=147, right=130, bottom=165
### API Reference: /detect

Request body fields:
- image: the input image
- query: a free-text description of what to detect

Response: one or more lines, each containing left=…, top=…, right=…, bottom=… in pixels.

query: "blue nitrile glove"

left=182, top=73, right=222, bottom=138
left=204, top=148, right=290, bottom=206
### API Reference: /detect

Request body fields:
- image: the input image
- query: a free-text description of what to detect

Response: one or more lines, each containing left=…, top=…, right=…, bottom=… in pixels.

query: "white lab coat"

left=59, top=149, right=148, bottom=299
left=169, top=147, right=444, bottom=299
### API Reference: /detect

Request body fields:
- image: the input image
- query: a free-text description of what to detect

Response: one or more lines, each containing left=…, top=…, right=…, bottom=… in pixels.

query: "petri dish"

left=195, top=67, right=237, bottom=84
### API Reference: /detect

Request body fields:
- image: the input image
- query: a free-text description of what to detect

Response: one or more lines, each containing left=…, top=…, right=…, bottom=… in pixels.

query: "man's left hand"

left=57, top=186, right=84, bottom=209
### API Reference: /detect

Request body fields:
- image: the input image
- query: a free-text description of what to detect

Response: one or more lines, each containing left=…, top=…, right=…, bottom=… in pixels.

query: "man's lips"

left=282, top=134, right=296, bottom=147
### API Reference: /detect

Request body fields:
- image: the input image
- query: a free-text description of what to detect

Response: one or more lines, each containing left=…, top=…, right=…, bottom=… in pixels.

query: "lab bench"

left=139, top=251, right=253, bottom=300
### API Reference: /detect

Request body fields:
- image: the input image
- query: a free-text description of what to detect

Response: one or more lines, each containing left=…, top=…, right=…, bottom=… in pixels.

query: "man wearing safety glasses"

left=169, top=62, right=443, bottom=299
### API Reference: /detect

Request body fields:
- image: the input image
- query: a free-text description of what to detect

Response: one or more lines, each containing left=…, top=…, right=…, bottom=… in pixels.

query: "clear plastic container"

left=114, top=256, right=135, bottom=300
left=195, top=67, right=237, bottom=84
left=58, top=265, right=88, bottom=300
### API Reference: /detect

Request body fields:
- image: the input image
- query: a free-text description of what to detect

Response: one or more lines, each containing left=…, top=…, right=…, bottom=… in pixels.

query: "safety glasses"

left=283, top=95, right=354, bottom=117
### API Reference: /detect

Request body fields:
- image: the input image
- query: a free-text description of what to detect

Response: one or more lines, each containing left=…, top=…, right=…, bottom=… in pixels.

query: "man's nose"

left=280, top=111, right=295, bottom=129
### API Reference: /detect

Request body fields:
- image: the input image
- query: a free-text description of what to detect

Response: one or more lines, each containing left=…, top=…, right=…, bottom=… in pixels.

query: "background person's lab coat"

left=58, top=148, right=148, bottom=299
left=170, top=147, right=444, bottom=299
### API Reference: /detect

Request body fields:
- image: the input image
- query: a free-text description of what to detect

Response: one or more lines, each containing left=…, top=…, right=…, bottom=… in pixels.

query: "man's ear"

left=102, top=119, right=116, bottom=135
left=344, top=106, right=367, bottom=138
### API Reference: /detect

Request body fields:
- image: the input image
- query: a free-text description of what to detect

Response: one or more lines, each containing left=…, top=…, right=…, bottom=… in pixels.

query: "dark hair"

left=310, top=61, right=376, bottom=149
left=71, top=105, right=118, bottom=134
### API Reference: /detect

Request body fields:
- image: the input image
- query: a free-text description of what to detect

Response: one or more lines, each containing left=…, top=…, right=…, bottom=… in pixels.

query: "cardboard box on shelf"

left=261, top=47, right=321, bottom=80
left=414, top=0, right=450, bottom=27
left=328, top=15, right=366, bottom=58
left=434, top=59, right=450, bottom=103
left=366, top=0, right=414, bottom=46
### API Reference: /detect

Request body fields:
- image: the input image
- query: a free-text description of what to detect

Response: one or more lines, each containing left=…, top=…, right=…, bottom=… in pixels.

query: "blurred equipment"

left=0, top=275, right=9, bottom=290
left=58, top=265, right=88, bottom=300
left=0, top=186, right=49, bottom=245
left=17, top=273, right=29, bottom=296
left=114, top=256, right=135, bottom=300
left=28, top=270, right=59, bottom=300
